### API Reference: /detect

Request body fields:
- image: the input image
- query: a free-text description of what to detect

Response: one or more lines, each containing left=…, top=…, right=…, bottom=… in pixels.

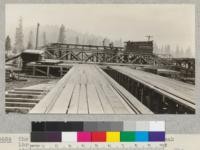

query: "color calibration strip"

left=31, top=121, right=165, bottom=142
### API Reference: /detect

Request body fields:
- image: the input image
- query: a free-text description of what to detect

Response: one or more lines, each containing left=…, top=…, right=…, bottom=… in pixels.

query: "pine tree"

left=160, top=45, right=164, bottom=54
left=43, top=32, right=47, bottom=46
left=185, top=47, right=192, bottom=58
left=164, top=45, right=171, bottom=55
left=57, top=24, right=65, bottom=43
left=5, top=36, right=12, bottom=51
left=27, top=30, right=33, bottom=49
left=14, top=17, right=24, bottom=53
left=153, top=42, right=159, bottom=54
left=180, top=47, right=184, bottom=58
left=75, top=36, right=79, bottom=45
left=175, top=45, right=180, bottom=58
left=5, top=36, right=12, bottom=58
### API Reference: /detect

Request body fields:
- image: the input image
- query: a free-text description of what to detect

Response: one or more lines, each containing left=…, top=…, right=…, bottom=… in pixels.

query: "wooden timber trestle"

left=43, top=43, right=164, bottom=65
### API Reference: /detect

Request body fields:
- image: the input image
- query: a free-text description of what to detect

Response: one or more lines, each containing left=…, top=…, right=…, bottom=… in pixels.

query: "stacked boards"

left=30, top=64, right=152, bottom=114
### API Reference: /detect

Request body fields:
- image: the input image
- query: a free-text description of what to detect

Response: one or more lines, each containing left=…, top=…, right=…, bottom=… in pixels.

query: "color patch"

left=120, top=131, right=135, bottom=142
left=149, top=132, right=165, bottom=142
left=136, top=121, right=149, bottom=131
left=31, top=132, right=47, bottom=142
left=97, top=122, right=111, bottom=131
left=46, top=132, right=62, bottom=142
left=135, top=132, right=149, bottom=142
left=64, top=122, right=84, bottom=131
left=62, top=132, right=77, bottom=142
left=106, top=132, right=120, bottom=142
left=149, top=121, right=165, bottom=131
left=91, top=132, right=106, bottom=142
left=32, top=122, right=45, bottom=131
left=109, top=122, right=123, bottom=131
left=123, top=121, right=136, bottom=131
left=77, top=132, right=91, bottom=142
left=83, top=122, right=98, bottom=131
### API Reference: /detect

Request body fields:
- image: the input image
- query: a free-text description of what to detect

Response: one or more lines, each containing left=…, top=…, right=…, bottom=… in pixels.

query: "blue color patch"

left=135, top=131, right=149, bottom=142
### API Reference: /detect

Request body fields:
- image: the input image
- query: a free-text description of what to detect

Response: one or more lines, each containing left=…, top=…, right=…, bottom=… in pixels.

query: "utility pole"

left=145, top=35, right=153, bottom=41
left=35, top=23, right=40, bottom=49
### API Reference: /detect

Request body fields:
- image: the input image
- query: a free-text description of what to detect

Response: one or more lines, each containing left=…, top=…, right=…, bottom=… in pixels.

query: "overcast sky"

left=6, top=4, right=195, bottom=54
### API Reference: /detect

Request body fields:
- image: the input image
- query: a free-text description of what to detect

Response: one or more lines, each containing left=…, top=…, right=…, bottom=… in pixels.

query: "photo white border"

left=0, top=0, right=199, bottom=133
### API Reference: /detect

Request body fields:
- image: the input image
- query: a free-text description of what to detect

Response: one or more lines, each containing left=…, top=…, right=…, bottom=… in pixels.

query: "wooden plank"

left=6, top=94, right=39, bottom=99
left=6, top=98, right=39, bottom=103
left=78, top=68, right=88, bottom=114
left=91, top=65, right=134, bottom=114
left=94, top=83, right=114, bottom=114
left=14, top=88, right=47, bottom=92
left=87, top=85, right=104, bottom=114
left=67, top=68, right=82, bottom=114
left=108, top=84, right=136, bottom=114
left=29, top=64, right=153, bottom=114
left=101, top=84, right=130, bottom=114
left=116, top=66, right=194, bottom=101
left=85, top=65, right=104, bottom=114
left=87, top=65, right=116, bottom=114
left=29, top=65, right=77, bottom=113
left=35, top=67, right=47, bottom=76
left=23, top=83, right=55, bottom=91
left=97, top=66, right=153, bottom=114
left=67, top=84, right=80, bottom=114
left=6, top=102, right=36, bottom=107
left=91, top=65, right=133, bottom=114
left=6, top=107, right=30, bottom=113
left=111, top=66, right=195, bottom=108
left=8, top=91, right=43, bottom=95
left=78, top=84, right=88, bottom=114
left=49, top=68, right=80, bottom=113
left=95, top=66, right=135, bottom=114
left=49, top=84, right=75, bottom=113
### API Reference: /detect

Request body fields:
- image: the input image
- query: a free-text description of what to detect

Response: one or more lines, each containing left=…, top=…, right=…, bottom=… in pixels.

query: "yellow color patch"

left=106, top=132, right=120, bottom=142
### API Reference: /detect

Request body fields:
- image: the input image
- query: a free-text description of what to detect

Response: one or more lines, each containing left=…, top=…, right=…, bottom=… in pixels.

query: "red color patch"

left=91, top=132, right=106, bottom=142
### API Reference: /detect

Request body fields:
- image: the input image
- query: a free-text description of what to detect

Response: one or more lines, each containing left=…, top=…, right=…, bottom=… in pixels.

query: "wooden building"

left=124, top=41, right=153, bottom=55
left=21, top=49, right=44, bottom=68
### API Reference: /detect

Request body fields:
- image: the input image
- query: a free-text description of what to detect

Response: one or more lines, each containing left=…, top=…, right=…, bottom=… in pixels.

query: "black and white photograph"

left=5, top=4, right=195, bottom=114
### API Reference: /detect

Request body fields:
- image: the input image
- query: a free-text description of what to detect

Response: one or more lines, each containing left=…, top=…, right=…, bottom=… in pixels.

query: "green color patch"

left=120, top=131, right=135, bottom=142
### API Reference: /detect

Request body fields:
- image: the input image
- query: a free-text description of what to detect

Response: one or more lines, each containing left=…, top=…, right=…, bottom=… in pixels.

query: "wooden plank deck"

left=111, top=66, right=195, bottom=108
left=5, top=80, right=56, bottom=114
left=30, top=64, right=152, bottom=114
